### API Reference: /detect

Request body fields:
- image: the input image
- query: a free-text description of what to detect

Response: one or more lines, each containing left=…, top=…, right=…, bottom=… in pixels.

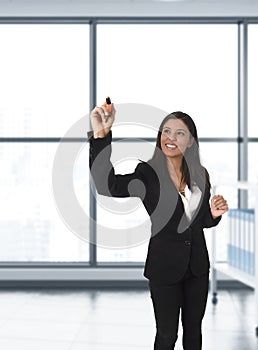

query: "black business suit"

left=89, top=131, right=221, bottom=349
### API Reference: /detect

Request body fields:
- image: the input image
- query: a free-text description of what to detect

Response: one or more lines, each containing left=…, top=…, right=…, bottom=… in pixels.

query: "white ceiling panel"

left=0, top=0, right=257, bottom=17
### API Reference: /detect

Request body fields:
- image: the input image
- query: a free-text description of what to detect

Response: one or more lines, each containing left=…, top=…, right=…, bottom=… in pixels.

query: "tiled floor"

left=0, top=287, right=257, bottom=349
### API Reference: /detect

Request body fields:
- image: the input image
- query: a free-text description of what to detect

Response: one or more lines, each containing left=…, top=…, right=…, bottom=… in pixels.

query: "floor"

left=0, top=287, right=257, bottom=350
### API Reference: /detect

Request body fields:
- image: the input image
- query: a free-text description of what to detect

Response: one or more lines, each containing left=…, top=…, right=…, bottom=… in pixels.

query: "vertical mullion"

left=238, top=21, right=248, bottom=208
left=89, top=20, right=97, bottom=267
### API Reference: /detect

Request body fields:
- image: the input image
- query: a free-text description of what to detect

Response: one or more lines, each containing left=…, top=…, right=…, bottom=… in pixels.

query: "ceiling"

left=0, top=0, right=258, bottom=18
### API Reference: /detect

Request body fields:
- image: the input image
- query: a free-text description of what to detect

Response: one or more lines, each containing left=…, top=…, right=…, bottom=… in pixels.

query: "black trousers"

left=149, top=267, right=209, bottom=350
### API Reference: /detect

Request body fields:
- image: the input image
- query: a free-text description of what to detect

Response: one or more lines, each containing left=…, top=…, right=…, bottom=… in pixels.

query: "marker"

left=106, top=96, right=112, bottom=113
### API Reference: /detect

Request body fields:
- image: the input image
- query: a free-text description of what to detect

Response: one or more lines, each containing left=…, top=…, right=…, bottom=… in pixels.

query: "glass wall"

left=248, top=25, right=258, bottom=140
left=96, top=141, right=154, bottom=263
left=0, top=20, right=250, bottom=266
left=97, top=24, right=238, bottom=138
left=0, top=24, right=90, bottom=262
left=248, top=24, right=258, bottom=208
left=96, top=24, right=238, bottom=263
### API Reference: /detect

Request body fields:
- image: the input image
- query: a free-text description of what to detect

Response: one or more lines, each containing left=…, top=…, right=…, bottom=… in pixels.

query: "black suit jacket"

left=89, top=131, right=221, bottom=284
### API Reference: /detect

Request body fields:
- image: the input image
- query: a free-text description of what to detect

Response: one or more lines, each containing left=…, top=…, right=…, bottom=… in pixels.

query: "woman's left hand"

left=210, top=195, right=228, bottom=219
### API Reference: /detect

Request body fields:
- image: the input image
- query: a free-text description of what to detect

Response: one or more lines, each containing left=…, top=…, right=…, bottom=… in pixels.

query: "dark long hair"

left=148, top=111, right=210, bottom=191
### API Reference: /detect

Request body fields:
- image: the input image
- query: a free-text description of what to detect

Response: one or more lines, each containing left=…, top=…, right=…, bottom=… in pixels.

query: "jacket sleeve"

left=88, top=130, right=146, bottom=199
left=202, top=207, right=221, bottom=228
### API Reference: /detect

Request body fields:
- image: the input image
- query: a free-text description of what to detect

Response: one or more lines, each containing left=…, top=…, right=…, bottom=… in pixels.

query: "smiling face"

left=160, top=118, right=193, bottom=160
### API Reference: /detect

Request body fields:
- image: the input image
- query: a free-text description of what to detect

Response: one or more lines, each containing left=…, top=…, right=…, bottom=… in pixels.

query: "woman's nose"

left=168, top=132, right=176, bottom=141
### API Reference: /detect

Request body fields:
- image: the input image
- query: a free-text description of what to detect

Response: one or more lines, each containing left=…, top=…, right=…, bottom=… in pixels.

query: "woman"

left=89, top=101, right=228, bottom=350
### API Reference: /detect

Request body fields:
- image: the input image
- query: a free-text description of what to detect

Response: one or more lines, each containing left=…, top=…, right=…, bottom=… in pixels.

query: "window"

left=96, top=140, right=154, bottom=263
left=97, top=24, right=238, bottom=138
left=0, top=24, right=90, bottom=262
left=248, top=24, right=258, bottom=208
left=200, top=142, right=238, bottom=260
left=0, top=21, right=240, bottom=266
left=96, top=24, right=237, bottom=263
left=248, top=24, right=258, bottom=138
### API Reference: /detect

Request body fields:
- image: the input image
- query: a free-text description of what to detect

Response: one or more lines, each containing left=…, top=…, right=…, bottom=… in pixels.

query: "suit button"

left=184, top=240, right=191, bottom=246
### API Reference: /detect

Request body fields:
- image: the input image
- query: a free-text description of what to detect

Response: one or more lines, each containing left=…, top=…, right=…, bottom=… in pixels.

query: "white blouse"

left=178, top=184, right=202, bottom=221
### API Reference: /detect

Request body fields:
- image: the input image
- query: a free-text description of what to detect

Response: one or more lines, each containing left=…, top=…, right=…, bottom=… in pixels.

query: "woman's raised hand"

left=90, top=100, right=115, bottom=138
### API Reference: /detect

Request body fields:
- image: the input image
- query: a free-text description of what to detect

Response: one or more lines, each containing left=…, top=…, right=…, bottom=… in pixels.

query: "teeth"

left=166, top=144, right=177, bottom=149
